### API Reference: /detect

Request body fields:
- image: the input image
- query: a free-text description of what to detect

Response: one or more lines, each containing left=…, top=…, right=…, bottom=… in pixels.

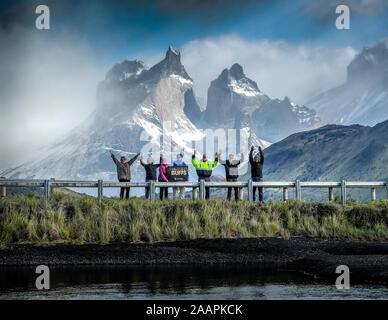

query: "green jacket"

left=192, top=155, right=218, bottom=178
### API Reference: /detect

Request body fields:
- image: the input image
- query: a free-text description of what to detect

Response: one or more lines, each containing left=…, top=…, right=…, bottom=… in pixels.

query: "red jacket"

left=158, top=164, right=169, bottom=182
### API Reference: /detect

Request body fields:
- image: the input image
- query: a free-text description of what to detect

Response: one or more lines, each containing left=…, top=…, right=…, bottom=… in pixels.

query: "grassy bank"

left=0, top=195, right=388, bottom=245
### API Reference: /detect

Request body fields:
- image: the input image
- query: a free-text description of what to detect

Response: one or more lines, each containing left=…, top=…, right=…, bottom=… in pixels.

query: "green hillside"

left=244, top=120, right=388, bottom=201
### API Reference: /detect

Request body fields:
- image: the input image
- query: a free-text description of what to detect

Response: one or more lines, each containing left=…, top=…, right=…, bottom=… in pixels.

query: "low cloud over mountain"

left=308, top=41, right=388, bottom=126
left=181, top=34, right=356, bottom=105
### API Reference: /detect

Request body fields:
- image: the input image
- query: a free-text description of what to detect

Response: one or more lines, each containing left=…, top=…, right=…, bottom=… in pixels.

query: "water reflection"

left=0, top=265, right=387, bottom=300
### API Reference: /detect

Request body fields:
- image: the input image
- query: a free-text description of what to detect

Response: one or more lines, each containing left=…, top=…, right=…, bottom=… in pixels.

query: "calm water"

left=0, top=265, right=387, bottom=300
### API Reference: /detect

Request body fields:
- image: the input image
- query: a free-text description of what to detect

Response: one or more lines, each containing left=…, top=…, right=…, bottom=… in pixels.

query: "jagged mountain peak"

left=347, top=41, right=388, bottom=82
left=283, top=96, right=292, bottom=105
left=1, top=45, right=204, bottom=185
left=251, top=95, right=320, bottom=142
left=167, top=45, right=180, bottom=57
left=229, top=63, right=245, bottom=79
left=105, top=60, right=146, bottom=82
left=203, top=63, right=269, bottom=128
left=103, top=46, right=188, bottom=84
left=213, top=63, right=260, bottom=93
left=139, top=46, right=191, bottom=82
left=271, top=97, right=294, bottom=105
left=217, top=63, right=248, bottom=80
left=164, top=45, right=182, bottom=66
left=308, top=41, right=388, bottom=126
left=357, top=42, right=388, bottom=65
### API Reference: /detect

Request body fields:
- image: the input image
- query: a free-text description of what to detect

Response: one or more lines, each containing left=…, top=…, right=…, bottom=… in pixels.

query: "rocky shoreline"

left=1, top=237, right=388, bottom=284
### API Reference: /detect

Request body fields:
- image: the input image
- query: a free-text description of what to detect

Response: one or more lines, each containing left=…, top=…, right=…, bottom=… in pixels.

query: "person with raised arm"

left=109, top=150, right=140, bottom=199
left=218, top=150, right=244, bottom=201
left=140, top=152, right=162, bottom=199
left=249, top=145, right=265, bottom=203
left=191, top=150, right=218, bottom=199
left=172, top=153, right=187, bottom=199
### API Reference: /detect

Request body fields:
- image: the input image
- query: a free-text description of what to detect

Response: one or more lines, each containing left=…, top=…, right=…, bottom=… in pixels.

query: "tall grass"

left=0, top=194, right=387, bottom=245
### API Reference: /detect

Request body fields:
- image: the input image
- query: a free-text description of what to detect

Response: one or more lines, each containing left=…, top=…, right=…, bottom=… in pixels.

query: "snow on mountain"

left=105, top=60, right=147, bottom=82
left=307, top=42, right=388, bottom=126
left=1, top=46, right=320, bottom=188
left=1, top=47, right=204, bottom=186
left=203, top=63, right=270, bottom=127
left=198, top=63, right=319, bottom=144
left=251, top=97, right=320, bottom=142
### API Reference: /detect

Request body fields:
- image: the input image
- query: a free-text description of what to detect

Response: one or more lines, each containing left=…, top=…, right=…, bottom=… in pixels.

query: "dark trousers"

left=227, top=177, right=239, bottom=200
left=199, top=177, right=210, bottom=199
left=252, top=177, right=263, bottom=201
left=145, top=179, right=156, bottom=199
left=159, top=186, right=168, bottom=200
left=119, top=179, right=130, bottom=199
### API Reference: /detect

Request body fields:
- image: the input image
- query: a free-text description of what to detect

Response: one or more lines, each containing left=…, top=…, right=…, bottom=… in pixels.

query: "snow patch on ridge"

left=170, top=74, right=193, bottom=86
left=228, top=79, right=262, bottom=97
left=120, top=68, right=144, bottom=81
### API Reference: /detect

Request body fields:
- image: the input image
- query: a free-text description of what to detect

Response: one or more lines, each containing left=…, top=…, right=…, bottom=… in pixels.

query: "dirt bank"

left=1, top=237, right=388, bottom=284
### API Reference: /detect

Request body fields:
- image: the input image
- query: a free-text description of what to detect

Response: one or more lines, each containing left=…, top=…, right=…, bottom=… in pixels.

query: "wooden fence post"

left=283, top=187, right=288, bottom=202
left=248, top=179, right=253, bottom=202
left=199, top=180, right=205, bottom=200
left=0, top=177, right=6, bottom=198
left=328, top=187, right=334, bottom=201
left=341, top=180, right=347, bottom=206
left=371, top=188, right=376, bottom=202
left=98, top=180, right=103, bottom=202
left=295, top=180, right=301, bottom=201
left=44, top=179, right=51, bottom=200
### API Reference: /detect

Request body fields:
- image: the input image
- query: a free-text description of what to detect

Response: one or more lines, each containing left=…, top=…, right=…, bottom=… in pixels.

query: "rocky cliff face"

left=1, top=46, right=322, bottom=187
left=204, top=63, right=270, bottom=128
left=347, top=42, right=388, bottom=84
left=307, top=41, right=388, bottom=126
left=1, top=47, right=203, bottom=185
left=252, top=97, right=321, bottom=142
left=200, top=63, right=320, bottom=144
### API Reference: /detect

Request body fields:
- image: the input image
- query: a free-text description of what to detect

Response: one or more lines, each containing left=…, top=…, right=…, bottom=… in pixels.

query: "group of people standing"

left=110, top=150, right=187, bottom=200
left=109, top=145, right=264, bottom=202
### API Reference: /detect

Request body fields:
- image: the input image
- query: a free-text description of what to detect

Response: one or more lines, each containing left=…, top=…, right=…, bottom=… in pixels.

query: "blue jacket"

left=173, top=160, right=187, bottom=167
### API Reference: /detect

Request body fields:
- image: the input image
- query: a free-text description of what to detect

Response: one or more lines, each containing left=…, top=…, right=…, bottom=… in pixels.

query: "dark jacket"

left=219, top=154, right=244, bottom=179
left=111, top=154, right=139, bottom=180
left=140, top=156, right=162, bottom=180
left=249, top=148, right=264, bottom=178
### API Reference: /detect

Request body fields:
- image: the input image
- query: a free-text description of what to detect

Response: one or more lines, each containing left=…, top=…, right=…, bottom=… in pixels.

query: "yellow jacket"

left=192, top=155, right=218, bottom=178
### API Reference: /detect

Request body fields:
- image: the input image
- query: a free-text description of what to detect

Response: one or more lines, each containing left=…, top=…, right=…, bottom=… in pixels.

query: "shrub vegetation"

left=0, top=194, right=387, bottom=245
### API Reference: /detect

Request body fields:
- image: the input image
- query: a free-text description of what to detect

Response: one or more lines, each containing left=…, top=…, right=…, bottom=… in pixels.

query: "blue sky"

left=66, top=0, right=388, bottom=67
left=67, top=0, right=388, bottom=68
left=2, top=0, right=387, bottom=68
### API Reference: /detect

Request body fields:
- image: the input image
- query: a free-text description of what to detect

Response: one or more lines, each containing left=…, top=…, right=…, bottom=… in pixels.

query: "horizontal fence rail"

left=0, top=178, right=387, bottom=204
